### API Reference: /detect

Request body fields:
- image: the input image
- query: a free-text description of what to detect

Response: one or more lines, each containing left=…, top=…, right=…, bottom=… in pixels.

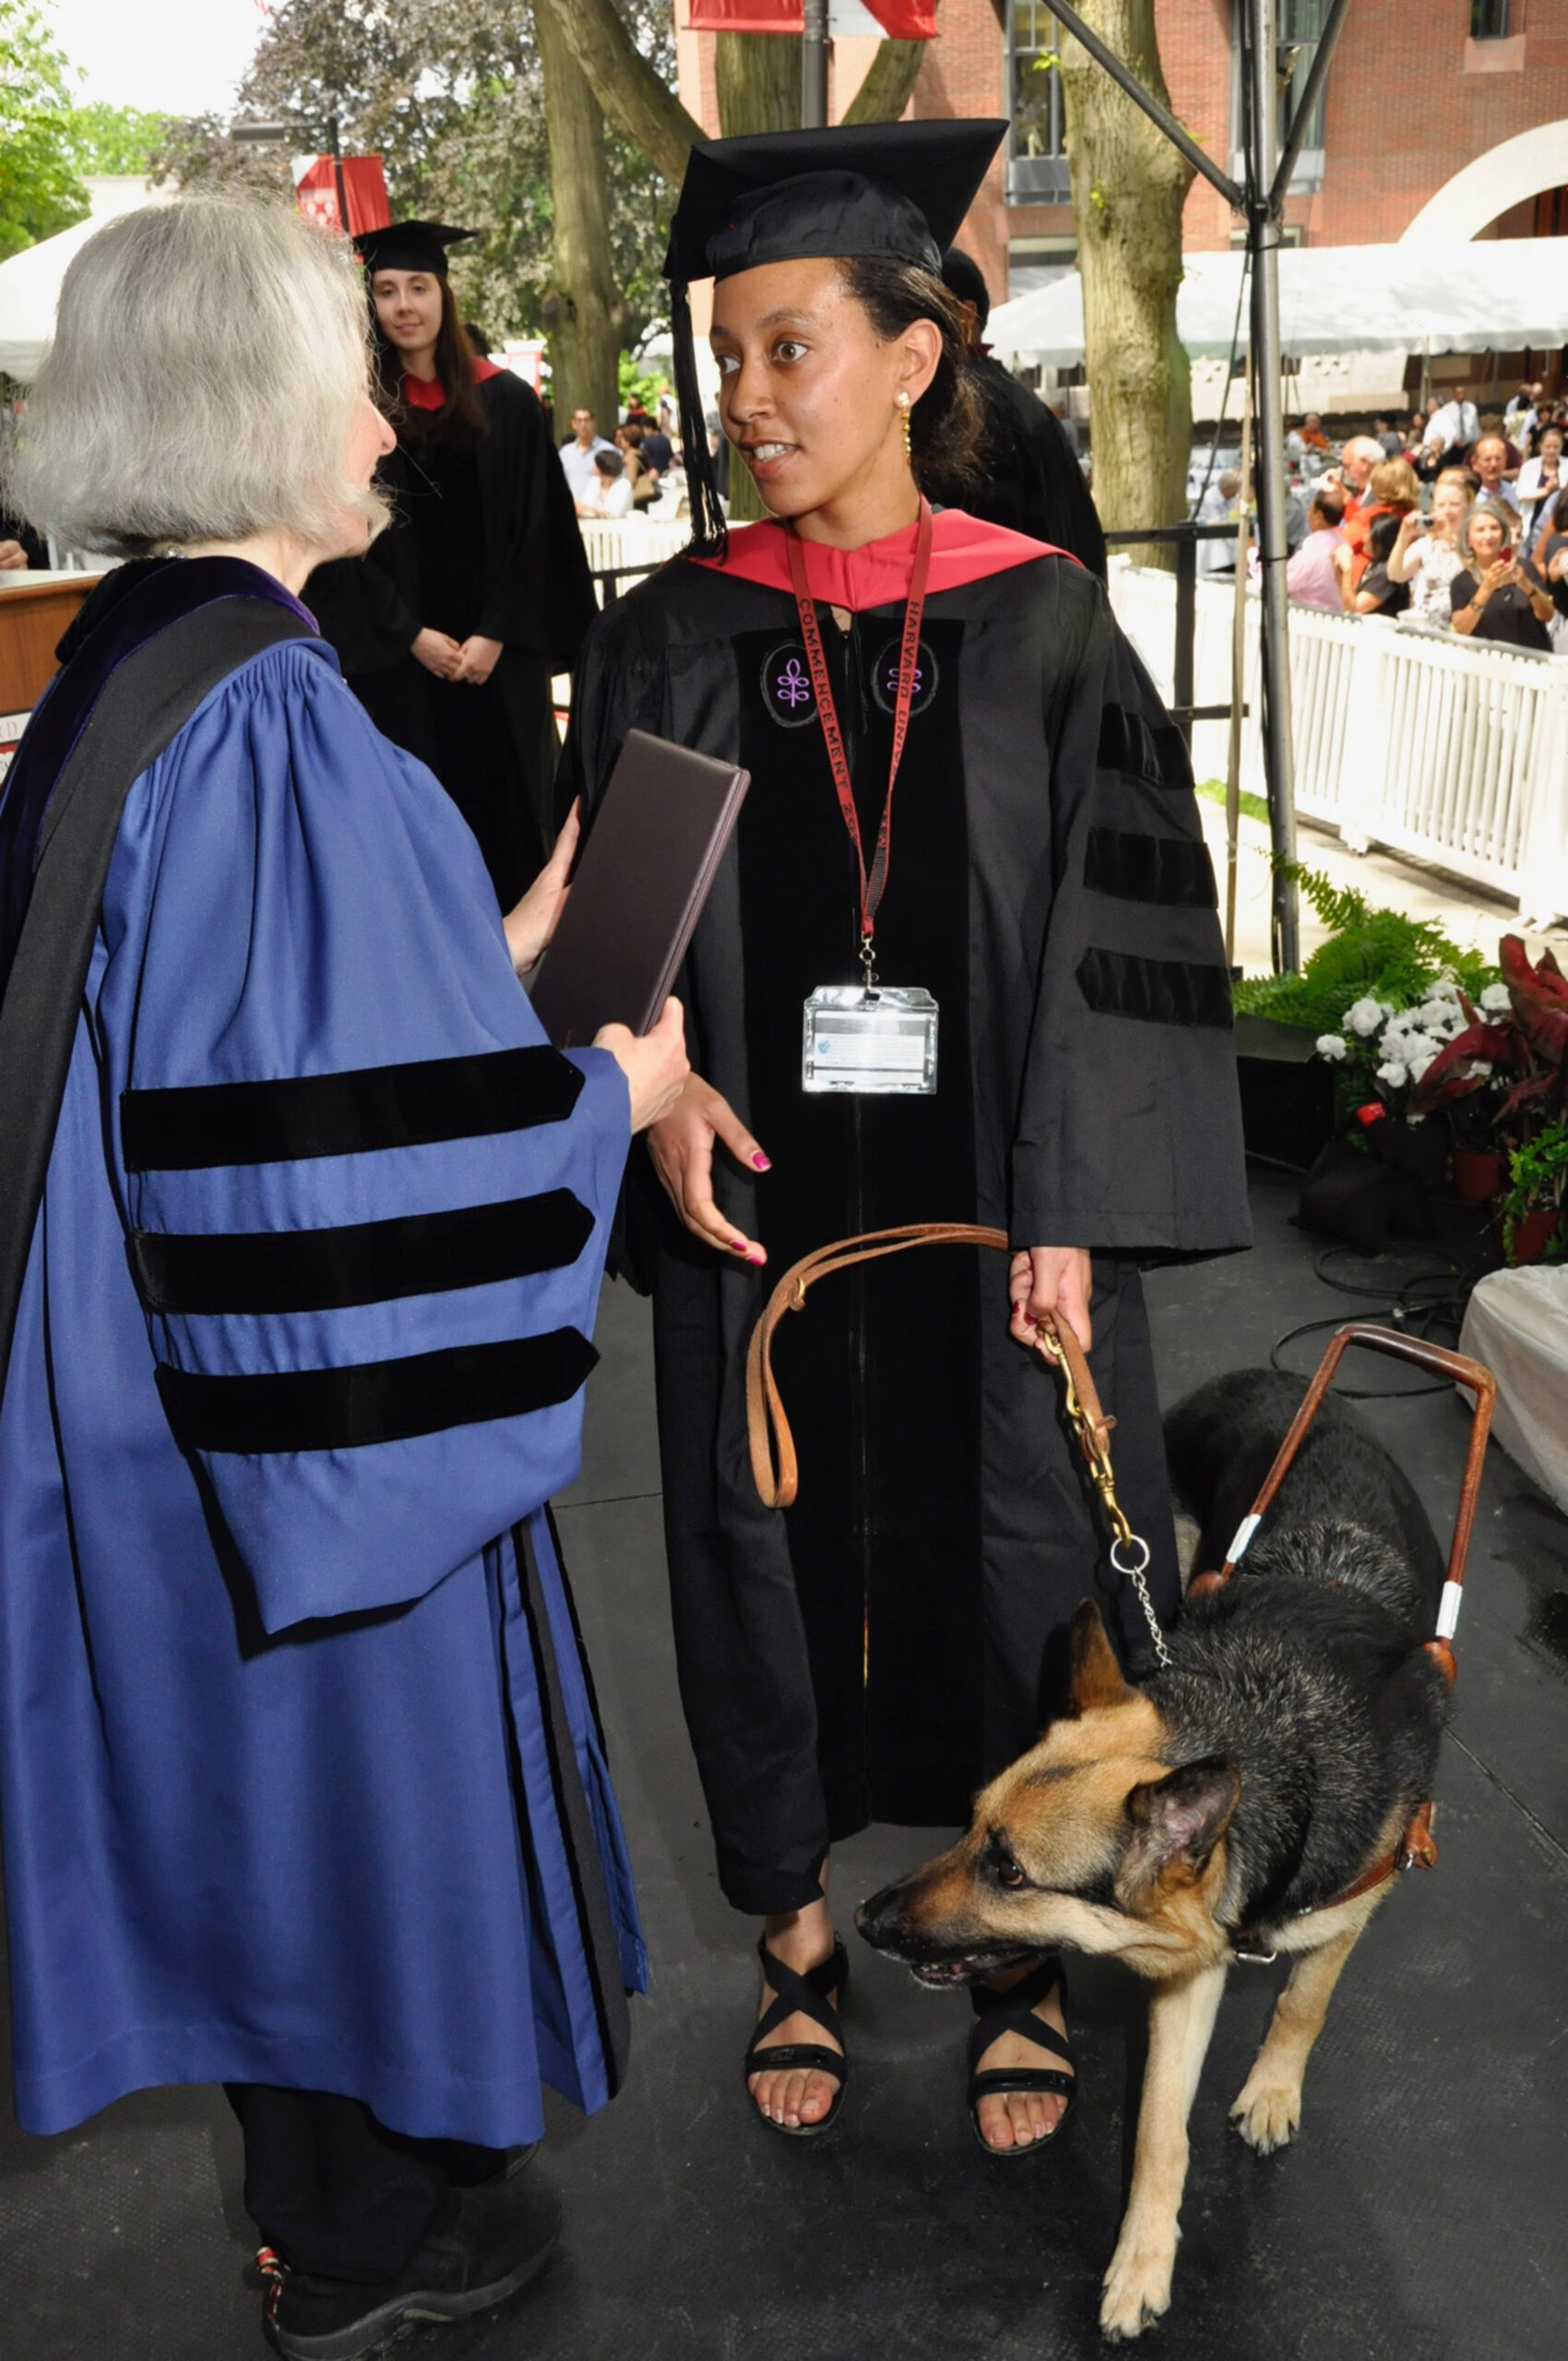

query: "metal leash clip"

left=1032, top=1322, right=1170, bottom=1669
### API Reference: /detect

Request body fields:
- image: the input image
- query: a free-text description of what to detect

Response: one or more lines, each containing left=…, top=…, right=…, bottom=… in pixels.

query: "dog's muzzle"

left=855, top=1884, right=1037, bottom=1987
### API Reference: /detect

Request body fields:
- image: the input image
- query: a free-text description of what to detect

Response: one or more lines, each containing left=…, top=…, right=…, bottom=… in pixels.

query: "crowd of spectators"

left=1270, top=380, right=1568, bottom=654
left=559, top=399, right=683, bottom=525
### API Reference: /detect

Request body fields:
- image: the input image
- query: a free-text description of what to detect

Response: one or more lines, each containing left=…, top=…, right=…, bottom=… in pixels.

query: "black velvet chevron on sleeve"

left=1084, top=827, right=1217, bottom=908
left=1096, top=703, right=1193, bottom=790
left=1075, top=945, right=1233, bottom=1029
left=155, top=1329, right=599, bottom=1455
left=128, top=1190, right=595, bottom=1316
left=122, top=1045, right=585, bottom=1173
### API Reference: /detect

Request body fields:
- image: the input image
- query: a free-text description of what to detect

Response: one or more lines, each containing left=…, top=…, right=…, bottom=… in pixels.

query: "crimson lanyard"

left=786, top=496, right=934, bottom=987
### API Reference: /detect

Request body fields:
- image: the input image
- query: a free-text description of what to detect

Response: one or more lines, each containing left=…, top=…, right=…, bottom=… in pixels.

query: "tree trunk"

left=841, top=37, right=926, bottom=126
left=535, top=0, right=704, bottom=184
left=1059, top=1, right=1194, bottom=568
left=715, top=33, right=801, bottom=138
left=710, top=35, right=803, bottom=519
left=534, top=0, right=627, bottom=430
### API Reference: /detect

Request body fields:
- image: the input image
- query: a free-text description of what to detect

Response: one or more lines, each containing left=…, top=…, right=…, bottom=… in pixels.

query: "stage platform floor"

left=3, top=1169, right=1565, bottom=2359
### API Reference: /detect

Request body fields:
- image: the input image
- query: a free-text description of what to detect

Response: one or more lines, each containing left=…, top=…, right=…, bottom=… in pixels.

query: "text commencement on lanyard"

left=786, top=496, right=934, bottom=990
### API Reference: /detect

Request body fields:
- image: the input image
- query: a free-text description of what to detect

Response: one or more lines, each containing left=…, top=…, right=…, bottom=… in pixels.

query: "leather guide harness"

left=744, top=1236, right=1497, bottom=1954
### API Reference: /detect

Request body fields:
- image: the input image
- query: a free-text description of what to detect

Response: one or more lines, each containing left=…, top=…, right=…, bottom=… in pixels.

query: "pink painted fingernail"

left=753, top=1153, right=771, bottom=1171
left=746, top=1251, right=765, bottom=1266
left=730, top=1240, right=749, bottom=1254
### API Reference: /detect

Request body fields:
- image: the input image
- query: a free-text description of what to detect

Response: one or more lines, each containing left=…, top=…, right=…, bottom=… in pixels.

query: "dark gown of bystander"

left=307, top=363, right=597, bottom=906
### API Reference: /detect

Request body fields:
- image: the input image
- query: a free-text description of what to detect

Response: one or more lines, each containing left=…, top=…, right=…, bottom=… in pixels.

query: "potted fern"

left=1231, top=862, right=1498, bottom=1174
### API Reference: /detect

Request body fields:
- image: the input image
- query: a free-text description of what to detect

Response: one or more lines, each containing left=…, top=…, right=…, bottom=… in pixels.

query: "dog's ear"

left=1067, top=1599, right=1133, bottom=1714
left=1122, top=1758, right=1241, bottom=1892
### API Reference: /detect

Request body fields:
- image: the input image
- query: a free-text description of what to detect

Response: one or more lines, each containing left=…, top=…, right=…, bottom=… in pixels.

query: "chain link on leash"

left=1031, top=1323, right=1173, bottom=1669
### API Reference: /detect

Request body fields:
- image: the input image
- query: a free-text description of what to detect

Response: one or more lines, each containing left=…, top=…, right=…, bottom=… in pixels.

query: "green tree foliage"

left=156, top=0, right=673, bottom=348
left=65, top=102, right=172, bottom=177
left=0, top=0, right=89, bottom=259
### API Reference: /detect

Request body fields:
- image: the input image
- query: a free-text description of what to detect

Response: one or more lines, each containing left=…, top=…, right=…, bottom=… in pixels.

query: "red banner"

left=294, top=156, right=392, bottom=239
left=683, top=0, right=937, bottom=37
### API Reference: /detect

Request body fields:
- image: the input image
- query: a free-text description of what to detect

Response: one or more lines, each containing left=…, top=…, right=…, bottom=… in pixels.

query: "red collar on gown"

left=401, top=356, right=503, bottom=410
left=691, top=507, right=1074, bottom=611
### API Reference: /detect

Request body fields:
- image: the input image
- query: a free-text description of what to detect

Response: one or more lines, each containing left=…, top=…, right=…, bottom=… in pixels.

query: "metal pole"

left=1268, top=0, right=1352, bottom=209
left=1246, top=0, right=1300, bottom=972
left=1173, top=529, right=1195, bottom=754
left=1047, top=0, right=1243, bottom=209
left=802, top=0, right=829, bottom=130
left=328, top=112, right=350, bottom=235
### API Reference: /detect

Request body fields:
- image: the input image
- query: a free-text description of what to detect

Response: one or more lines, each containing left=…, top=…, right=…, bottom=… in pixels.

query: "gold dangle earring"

left=896, top=390, right=913, bottom=466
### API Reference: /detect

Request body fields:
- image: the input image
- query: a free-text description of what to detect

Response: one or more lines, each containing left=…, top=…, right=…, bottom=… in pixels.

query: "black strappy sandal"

left=742, top=1935, right=849, bottom=2139
left=967, top=1953, right=1076, bottom=2158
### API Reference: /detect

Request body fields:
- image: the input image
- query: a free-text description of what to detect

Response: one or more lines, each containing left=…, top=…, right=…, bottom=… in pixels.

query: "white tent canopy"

left=988, top=238, right=1568, bottom=366
left=0, top=179, right=171, bottom=382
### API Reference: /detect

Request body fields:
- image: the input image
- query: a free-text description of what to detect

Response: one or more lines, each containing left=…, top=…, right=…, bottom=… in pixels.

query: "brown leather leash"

left=746, top=1243, right=1498, bottom=1942
left=1187, top=1321, right=1497, bottom=1945
left=745, top=1223, right=1170, bottom=1664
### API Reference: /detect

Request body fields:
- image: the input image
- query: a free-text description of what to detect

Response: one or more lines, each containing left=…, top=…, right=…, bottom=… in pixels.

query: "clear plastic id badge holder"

left=802, top=986, right=938, bottom=1096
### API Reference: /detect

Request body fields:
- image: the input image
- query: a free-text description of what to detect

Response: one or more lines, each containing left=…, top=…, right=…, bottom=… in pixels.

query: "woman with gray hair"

left=0, top=198, right=684, bottom=2358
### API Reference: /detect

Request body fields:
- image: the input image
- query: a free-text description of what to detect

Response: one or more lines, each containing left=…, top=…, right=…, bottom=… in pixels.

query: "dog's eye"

left=996, top=1857, right=1028, bottom=1890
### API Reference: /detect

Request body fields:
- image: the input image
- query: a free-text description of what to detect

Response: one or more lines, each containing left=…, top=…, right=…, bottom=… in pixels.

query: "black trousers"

left=226, top=2085, right=505, bottom=2285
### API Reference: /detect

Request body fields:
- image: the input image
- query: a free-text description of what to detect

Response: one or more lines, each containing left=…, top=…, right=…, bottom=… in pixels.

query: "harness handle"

left=1188, top=1320, right=1496, bottom=1683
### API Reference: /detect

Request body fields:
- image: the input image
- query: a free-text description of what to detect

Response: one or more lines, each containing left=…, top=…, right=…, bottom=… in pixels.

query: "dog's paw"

left=1099, top=2235, right=1174, bottom=2342
left=1229, top=2077, right=1301, bottom=2155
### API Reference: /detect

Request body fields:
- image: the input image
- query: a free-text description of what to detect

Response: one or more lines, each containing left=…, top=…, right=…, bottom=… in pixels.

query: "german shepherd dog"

left=857, top=1369, right=1451, bottom=2342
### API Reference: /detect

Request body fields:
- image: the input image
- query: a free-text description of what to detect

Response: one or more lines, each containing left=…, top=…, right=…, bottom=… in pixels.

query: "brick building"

left=677, top=2, right=1568, bottom=307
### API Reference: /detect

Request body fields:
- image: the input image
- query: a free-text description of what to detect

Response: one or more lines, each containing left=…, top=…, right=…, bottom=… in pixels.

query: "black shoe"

left=259, top=2173, right=561, bottom=2360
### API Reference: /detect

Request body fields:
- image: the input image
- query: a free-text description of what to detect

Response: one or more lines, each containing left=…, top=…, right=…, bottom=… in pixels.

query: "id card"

left=802, top=986, right=938, bottom=1096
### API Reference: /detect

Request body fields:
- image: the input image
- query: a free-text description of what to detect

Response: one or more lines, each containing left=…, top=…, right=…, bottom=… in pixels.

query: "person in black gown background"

left=306, top=222, right=597, bottom=906
left=927, top=244, right=1107, bottom=578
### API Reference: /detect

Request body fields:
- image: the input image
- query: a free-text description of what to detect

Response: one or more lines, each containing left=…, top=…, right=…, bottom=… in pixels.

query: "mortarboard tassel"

left=670, top=279, right=729, bottom=561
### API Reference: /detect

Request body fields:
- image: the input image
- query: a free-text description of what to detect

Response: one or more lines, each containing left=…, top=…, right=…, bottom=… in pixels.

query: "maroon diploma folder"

left=529, top=729, right=751, bottom=1050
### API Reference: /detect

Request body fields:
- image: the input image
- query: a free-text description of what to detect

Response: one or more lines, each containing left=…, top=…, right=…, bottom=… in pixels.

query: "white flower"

left=1315, top=1033, right=1348, bottom=1061
left=1346, top=996, right=1384, bottom=1038
left=1407, top=1048, right=1437, bottom=1082
left=1480, top=982, right=1512, bottom=1013
left=1425, top=978, right=1461, bottom=1003
left=1376, top=1060, right=1410, bottom=1089
left=1468, top=1059, right=1494, bottom=1079
left=1415, top=1002, right=1454, bottom=1032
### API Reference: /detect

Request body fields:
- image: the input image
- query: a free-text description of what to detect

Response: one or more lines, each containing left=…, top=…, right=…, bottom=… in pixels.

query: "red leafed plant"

left=1409, top=936, right=1568, bottom=1140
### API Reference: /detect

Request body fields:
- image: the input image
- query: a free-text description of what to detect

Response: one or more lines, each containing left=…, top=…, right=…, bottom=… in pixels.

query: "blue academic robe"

left=0, top=611, right=645, bottom=2143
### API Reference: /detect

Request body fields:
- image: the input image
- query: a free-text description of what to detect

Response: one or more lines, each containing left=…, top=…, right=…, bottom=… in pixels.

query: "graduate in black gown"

left=307, top=223, right=597, bottom=906
left=558, top=120, right=1249, bottom=2155
left=929, top=244, right=1107, bottom=576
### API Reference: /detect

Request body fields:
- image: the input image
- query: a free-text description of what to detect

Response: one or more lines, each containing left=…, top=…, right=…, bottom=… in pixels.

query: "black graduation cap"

left=662, top=121, right=1006, bottom=555
left=352, top=221, right=477, bottom=277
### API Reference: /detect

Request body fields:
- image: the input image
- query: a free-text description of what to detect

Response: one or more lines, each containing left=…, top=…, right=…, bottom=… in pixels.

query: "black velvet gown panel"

left=735, top=614, right=982, bottom=1831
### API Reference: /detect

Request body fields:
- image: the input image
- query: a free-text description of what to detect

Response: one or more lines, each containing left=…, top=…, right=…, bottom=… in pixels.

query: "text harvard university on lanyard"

left=790, top=498, right=941, bottom=1097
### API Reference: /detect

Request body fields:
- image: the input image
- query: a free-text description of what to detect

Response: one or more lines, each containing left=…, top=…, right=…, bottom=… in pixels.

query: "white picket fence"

left=577, top=517, right=689, bottom=587
left=1108, top=559, right=1568, bottom=929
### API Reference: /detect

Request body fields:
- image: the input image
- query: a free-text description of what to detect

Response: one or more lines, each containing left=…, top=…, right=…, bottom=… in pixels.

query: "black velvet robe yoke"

left=558, top=544, right=1251, bottom=1914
